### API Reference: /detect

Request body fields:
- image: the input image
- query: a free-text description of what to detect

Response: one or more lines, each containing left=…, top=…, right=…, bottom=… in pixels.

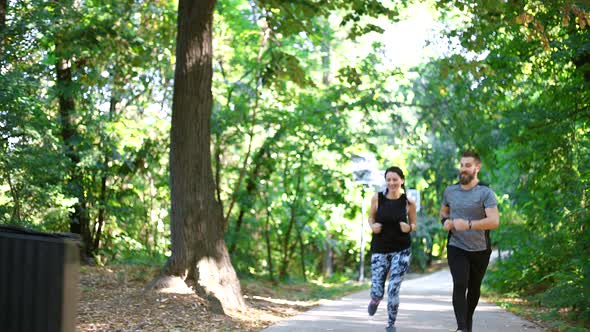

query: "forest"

left=1, top=0, right=588, bottom=329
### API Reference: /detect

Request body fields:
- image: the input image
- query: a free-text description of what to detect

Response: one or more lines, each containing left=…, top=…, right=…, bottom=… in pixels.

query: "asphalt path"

left=262, top=268, right=545, bottom=332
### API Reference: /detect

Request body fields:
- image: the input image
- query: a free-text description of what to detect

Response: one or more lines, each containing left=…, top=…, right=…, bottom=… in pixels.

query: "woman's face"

left=385, top=171, right=404, bottom=192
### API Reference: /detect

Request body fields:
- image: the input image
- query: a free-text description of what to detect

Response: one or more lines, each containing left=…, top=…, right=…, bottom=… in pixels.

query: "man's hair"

left=461, top=150, right=481, bottom=164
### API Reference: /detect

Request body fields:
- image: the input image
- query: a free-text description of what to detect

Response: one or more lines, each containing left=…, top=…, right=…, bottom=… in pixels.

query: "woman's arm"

left=368, top=193, right=382, bottom=234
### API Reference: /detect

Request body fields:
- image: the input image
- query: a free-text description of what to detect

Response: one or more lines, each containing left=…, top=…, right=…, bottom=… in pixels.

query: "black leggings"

left=447, top=245, right=491, bottom=331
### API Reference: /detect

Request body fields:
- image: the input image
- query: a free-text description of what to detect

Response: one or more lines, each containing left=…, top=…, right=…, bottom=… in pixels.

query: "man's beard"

left=459, top=171, right=475, bottom=185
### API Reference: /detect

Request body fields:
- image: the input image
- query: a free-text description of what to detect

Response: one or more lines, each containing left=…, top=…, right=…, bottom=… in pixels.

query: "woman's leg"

left=386, top=248, right=411, bottom=327
left=369, top=253, right=391, bottom=315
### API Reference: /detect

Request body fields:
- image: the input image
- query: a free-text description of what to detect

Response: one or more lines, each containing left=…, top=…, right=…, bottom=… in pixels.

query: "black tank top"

left=370, top=192, right=411, bottom=253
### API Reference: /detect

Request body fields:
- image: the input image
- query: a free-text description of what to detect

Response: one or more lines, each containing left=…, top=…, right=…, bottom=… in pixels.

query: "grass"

left=482, top=288, right=590, bottom=332
left=240, top=275, right=369, bottom=302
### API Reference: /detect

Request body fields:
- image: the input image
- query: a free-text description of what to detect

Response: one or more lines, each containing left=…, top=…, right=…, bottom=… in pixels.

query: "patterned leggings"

left=370, top=248, right=411, bottom=327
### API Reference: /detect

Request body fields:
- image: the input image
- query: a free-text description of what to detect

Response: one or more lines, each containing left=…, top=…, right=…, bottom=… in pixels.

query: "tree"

left=51, top=0, right=93, bottom=252
left=150, top=0, right=405, bottom=310
left=151, top=0, right=245, bottom=312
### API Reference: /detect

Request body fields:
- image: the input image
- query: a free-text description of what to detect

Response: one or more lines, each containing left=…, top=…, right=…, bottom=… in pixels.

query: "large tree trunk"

left=152, top=0, right=245, bottom=312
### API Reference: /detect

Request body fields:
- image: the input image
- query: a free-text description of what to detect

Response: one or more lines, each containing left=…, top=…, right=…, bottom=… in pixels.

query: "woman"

left=367, top=166, right=417, bottom=332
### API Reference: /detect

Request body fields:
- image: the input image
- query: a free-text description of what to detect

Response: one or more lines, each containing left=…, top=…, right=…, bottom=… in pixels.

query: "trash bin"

left=0, top=225, right=80, bottom=332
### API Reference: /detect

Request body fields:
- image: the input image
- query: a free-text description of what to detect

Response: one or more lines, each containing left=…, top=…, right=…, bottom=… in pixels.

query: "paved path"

left=262, top=269, right=545, bottom=332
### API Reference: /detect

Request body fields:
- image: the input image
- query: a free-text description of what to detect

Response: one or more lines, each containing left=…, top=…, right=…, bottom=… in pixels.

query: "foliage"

left=1, top=0, right=176, bottom=257
left=410, top=0, right=590, bottom=323
left=212, top=0, right=419, bottom=281
left=1, top=0, right=426, bottom=282
left=3, top=0, right=588, bottom=325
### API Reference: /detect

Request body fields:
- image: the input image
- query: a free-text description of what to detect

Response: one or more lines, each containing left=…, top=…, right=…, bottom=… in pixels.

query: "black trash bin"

left=0, top=225, right=79, bottom=332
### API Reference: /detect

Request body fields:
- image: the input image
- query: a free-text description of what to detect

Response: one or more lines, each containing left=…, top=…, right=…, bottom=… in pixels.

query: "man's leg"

left=369, top=253, right=391, bottom=315
left=448, top=245, right=470, bottom=331
left=466, top=249, right=491, bottom=331
left=386, top=248, right=411, bottom=328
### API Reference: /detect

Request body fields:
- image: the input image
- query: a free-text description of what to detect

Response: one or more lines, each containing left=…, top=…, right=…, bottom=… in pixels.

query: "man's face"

left=459, top=157, right=480, bottom=185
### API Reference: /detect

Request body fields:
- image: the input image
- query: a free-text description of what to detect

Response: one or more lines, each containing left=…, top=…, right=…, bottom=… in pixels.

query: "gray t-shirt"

left=442, top=183, right=498, bottom=251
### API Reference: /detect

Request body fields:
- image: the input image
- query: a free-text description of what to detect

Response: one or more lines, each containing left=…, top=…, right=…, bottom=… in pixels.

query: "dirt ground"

left=77, top=262, right=579, bottom=332
left=77, top=265, right=324, bottom=331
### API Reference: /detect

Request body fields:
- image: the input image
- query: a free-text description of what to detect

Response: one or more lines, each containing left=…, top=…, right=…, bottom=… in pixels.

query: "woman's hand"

left=399, top=222, right=411, bottom=233
left=371, top=222, right=383, bottom=234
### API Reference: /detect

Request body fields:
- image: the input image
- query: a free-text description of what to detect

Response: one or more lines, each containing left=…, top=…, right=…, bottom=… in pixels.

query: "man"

left=440, top=151, right=500, bottom=332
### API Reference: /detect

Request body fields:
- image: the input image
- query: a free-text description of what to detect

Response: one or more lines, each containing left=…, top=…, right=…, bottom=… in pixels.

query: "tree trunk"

left=148, top=173, right=158, bottom=255
left=0, top=0, right=6, bottom=32
left=4, top=168, right=21, bottom=223
left=297, top=227, right=306, bottom=281
left=263, top=189, right=274, bottom=282
left=222, top=22, right=269, bottom=226
left=94, top=172, right=107, bottom=250
left=213, top=136, right=223, bottom=213
left=228, top=209, right=245, bottom=254
left=54, top=15, right=92, bottom=256
left=323, top=234, right=333, bottom=277
left=279, top=160, right=303, bottom=279
left=152, top=0, right=245, bottom=312
left=279, top=196, right=297, bottom=279
left=94, top=97, right=115, bottom=252
left=57, top=55, right=91, bottom=249
left=320, top=22, right=334, bottom=278
left=321, top=20, right=331, bottom=86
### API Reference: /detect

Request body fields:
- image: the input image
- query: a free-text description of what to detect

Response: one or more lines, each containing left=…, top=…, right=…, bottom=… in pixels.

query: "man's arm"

left=453, top=207, right=499, bottom=231
left=471, top=207, right=499, bottom=230
left=408, top=198, right=417, bottom=231
left=440, top=205, right=453, bottom=231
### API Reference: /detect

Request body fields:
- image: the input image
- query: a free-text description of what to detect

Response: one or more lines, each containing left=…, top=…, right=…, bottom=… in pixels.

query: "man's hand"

left=453, top=218, right=470, bottom=231
left=443, top=218, right=454, bottom=231
left=399, top=222, right=411, bottom=233
left=371, top=223, right=382, bottom=234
